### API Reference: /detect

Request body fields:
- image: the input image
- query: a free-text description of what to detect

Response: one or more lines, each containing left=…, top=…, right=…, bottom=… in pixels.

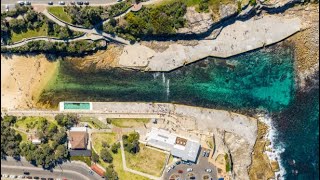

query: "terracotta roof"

left=69, top=131, right=88, bottom=149
left=91, top=164, right=105, bottom=177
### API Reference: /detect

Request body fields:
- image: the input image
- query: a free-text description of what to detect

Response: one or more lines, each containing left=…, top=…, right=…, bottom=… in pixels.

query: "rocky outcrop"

left=224, top=132, right=253, bottom=180
left=219, top=4, right=238, bottom=20
left=178, top=7, right=214, bottom=34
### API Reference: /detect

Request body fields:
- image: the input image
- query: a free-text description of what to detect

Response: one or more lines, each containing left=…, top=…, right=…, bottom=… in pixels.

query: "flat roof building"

left=146, top=128, right=200, bottom=162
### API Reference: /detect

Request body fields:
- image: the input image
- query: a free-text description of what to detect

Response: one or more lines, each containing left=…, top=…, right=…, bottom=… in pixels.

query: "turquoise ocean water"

left=40, top=45, right=319, bottom=179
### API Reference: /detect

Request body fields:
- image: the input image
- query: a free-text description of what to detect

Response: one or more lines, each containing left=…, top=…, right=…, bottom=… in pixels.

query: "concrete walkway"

left=118, top=14, right=302, bottom=71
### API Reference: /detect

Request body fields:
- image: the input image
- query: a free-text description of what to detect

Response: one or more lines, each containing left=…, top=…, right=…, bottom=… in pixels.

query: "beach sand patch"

left=1, top=54, right=58, bottom=110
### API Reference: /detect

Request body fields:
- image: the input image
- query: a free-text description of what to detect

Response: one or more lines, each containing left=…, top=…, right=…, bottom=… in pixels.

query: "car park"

left=84, top=1, right=89, bottom=5
left=48, top=1, right=53, bottom=5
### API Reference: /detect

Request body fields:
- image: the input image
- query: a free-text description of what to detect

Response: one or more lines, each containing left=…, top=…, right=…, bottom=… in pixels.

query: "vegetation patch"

left=125, top=144, right=167, bottom=177
left=47, top=6, right=72, bottom=23
left=103, top=1, right=187, bottom=41
left=80, top=116, right=109, bottom=129
left=11, top=23, right=48, bottom=42
left=109, top=118, right=150, bottom=128
left=15, top=116, right=58, bottom=132
left=70, top=156, right=91, bottom=166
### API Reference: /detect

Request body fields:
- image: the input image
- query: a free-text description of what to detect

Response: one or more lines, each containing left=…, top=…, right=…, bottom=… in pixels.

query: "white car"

left=9, top=174, right=17, bottom=178
left=17, top=1, right=24, bottom=5
left=187, top=168, right=193, bottom=172
left=167, top=166, right=172, bottom=172
left=2, top=174, right=9, bottom=178
left=58, top=1, right=65, bottom=5
left=205, top=168, right=212, bottom=173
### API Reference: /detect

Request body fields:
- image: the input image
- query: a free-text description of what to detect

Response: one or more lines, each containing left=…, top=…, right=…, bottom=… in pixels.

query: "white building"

left=145, top=128, right=201, bottom=162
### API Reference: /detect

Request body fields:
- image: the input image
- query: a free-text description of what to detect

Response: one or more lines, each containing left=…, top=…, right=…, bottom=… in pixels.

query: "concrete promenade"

left=119, top=15, right=302, bottom=71
left=3, top=102, right=257, bottom=146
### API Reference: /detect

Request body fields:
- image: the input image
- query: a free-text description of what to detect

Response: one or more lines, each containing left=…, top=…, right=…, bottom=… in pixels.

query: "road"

left=1, top=0, right=117, bottom=12
left=1, top=157, right=104, bottom=180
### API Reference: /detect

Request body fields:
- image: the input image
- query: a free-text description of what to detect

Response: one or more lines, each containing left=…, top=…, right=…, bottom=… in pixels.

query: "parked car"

left=24, top=1, right=31, bottom=5
left=9, top=175, right=17, bottom=178
left=171, top=165, right=175, bottom=169
left=5, top=5, right=9, bottom=11
left=205, top=169, right=212, bottom=173
left=175, top=161, right=181, bottom=165
left=190, top=177, right=196, bottom=180
left=26, top=176, right=33, bottom=179
left=34, top=176, right=40, bottom=179
left=187, top=168, right=193, bottom=172
left=48, top=1, right=53, bottom=5
left=17, top=1, right=24, bottom=5
left=117, top=0, right=122, bottom=2
left=206, top=151, right=210, bottom=157
left=203, top=151, right=207, bottom=157
left=41, top=178, right=47, bottom=180
left=23, top=172, right=30, bottom=175
left=84, top=1, right=89, bottom=5
left=18, top=175, right=25, bottom=178
left=2, top=174, right=9, bottom=178
left=166, top=167, right=171, bottom=172
left=76, top=1, right=83, bottom=5
left=178, top=170, right=183, bottom=173
left=187, top=162, right=192, bottom=166
left=58, top=1, right=65, bottom=5
left=181, top=161, right=187, bottom=164
left=48, top=178, right=54, bottom=180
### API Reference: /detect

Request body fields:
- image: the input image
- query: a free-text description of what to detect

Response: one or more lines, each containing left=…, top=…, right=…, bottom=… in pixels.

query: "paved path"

left=1, top=157, right=103, bottom=180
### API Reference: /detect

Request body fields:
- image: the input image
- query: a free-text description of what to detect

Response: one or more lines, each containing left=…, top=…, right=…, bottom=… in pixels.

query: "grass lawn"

left=11, top=23, right=48, bottom=42
left=92, top=132, right=117, bottom=153
left=109, top=118, right=150, bottom=128
left=92, top=133, right=148, bottom=180
left=125, top=144, right=168, bottom=177
left=47, top=6, right=72, bottom=23
left=70, top=156, right=91, bottom=167
left=80, top=117, right=109, bottom=129
left=14, top=116, right=58, bottom=132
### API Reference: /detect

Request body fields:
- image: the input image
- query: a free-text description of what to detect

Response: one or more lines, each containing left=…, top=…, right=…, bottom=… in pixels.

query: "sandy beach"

left=1, top=54, right=58, bottom=110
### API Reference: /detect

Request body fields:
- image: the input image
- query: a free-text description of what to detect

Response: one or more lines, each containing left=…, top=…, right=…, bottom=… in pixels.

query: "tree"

left=54, top=114, right=78, bottom=128
left=105, top=164, right=118, bottom=180
left=92, top=150, right=99, bottom=163
left=111, top=142, right=120, bottom=154
left=122, top=132, right=140, bottom=154
left=55, top=145, right=67, bottom=161
left=100, top=148, right=113, bottom=163
left=102, top=141, right=109, bottom=148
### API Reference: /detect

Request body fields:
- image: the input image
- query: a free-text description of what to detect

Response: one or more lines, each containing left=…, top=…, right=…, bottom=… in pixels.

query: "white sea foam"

left=257, top=113, right=287, bottom=180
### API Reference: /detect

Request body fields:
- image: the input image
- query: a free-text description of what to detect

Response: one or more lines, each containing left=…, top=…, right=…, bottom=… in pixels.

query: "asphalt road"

left=1, top=0, right=118, bottom=12
left=1, top=157, right=104, bottom=180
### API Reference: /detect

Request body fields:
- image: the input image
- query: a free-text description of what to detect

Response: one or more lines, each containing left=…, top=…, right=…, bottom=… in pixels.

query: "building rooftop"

left=146, top=128, right=200, bottom=162
left=69, top=128, right=88, bottom=149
